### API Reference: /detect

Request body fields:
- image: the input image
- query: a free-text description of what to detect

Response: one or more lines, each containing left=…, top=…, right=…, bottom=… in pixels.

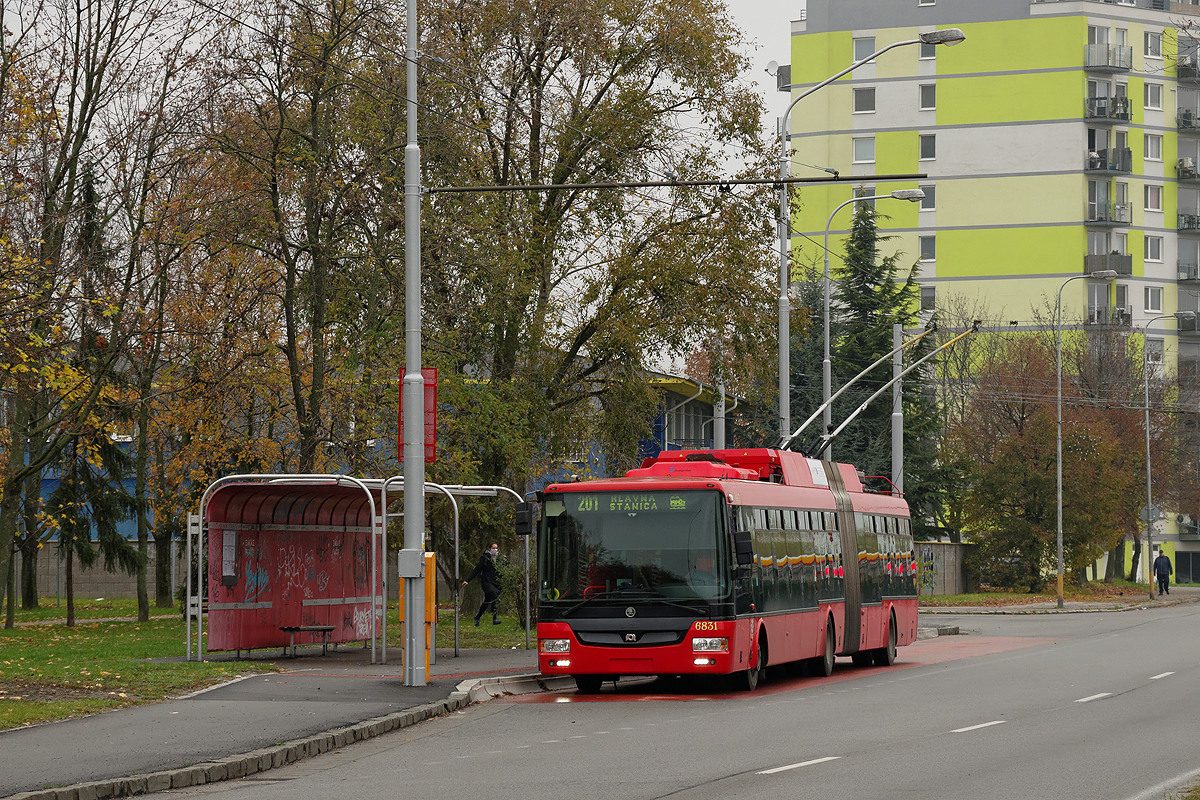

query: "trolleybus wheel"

left=574, top=675, right=603, bottom=694
left=812, top=620, right=835, bottom=677
left=873, top=617, right=897, bottom=667
left=741, top=634, right=765, bottom=691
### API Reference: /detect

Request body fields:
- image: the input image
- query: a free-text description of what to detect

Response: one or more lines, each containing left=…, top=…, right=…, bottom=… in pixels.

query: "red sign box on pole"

left=398, top=367, right=437, bottom=464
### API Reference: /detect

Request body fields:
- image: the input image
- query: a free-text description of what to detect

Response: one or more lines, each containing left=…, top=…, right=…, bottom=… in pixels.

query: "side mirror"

left=733, top=530, right=754, bottom=566
left=514, top=502, right=533, bottom=536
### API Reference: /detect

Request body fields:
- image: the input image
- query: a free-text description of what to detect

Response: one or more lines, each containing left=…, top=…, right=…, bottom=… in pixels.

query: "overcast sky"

left=728, top=3, right=805, bottom=124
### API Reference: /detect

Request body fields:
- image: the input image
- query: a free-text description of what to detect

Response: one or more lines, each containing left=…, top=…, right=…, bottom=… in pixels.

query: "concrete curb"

left=916, top=625, right=959, bottom=639
left=5, top=676, right=533, bottom=800
left=920, top=598, right=1196, bottom=615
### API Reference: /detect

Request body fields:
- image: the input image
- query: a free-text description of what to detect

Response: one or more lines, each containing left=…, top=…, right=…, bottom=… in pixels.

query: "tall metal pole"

left=1056, top=270, right=1117, bottom=609
left=821, top=191, right=923, bottom=458
left=777, top=117, right=790, bottom=441
left=1144, top=316, right=1161, bottom=601
left=1141, top=312, right=1193, bottom=598
left=892, top=323, right=904, bottom=494
left=401, top=0, right=427, bottom=687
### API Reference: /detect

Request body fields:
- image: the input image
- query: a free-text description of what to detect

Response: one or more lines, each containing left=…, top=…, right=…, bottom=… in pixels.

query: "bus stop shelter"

left=187, top=475, right=386, bottom=662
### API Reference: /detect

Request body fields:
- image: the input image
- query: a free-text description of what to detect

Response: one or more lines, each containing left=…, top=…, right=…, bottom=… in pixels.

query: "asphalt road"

left=144, top=604, right=1200, bottom=800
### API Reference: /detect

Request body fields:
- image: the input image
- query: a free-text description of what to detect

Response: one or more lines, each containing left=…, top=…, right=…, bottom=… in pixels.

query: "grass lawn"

left=0, top=598, right=529, bottom=731
left=918, top=580, right=1157, bottom=607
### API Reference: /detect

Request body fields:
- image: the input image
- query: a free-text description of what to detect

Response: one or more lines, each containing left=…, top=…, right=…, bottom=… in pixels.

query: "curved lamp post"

left=776, top=28, right=966, bottom=440
left=819, top=189, right=925, bottom=459
left=1055, top=269, right=1118, bottom=608
left=1141, top=311, right=1195, bottom=599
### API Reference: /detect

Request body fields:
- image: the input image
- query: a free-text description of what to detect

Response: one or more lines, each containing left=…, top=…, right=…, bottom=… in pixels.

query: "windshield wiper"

left=556, top=591, right=709, bottom=617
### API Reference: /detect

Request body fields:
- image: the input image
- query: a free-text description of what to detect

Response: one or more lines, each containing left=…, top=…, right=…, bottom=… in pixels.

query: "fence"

left=916, top=541, right=974, bottom=596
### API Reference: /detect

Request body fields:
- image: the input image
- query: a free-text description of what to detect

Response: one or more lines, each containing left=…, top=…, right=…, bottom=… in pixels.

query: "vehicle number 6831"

left=694, top=620, right=718, bottom=631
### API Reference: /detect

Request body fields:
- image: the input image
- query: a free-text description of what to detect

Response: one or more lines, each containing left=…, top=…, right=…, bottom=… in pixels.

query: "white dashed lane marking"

left=951, top=720, right=1005, bottom=733
left=757, top=756, right=841, bottom=775
left=1075, top=693, right=1112, bottom=703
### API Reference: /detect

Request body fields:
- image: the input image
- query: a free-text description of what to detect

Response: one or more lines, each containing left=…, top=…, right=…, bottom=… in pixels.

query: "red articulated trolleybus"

left=535, top=448, right=918, bottom=693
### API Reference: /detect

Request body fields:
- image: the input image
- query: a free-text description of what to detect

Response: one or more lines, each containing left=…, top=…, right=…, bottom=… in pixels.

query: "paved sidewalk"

left=1, top=646, right=554, bottom=800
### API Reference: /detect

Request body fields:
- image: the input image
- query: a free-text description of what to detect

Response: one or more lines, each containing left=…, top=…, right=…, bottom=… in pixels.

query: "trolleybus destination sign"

left=569, top=492, right=692, bottom=513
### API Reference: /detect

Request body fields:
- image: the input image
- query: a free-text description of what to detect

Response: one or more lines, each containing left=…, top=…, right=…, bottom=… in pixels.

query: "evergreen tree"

left=828, top=201, right=944, bottom=529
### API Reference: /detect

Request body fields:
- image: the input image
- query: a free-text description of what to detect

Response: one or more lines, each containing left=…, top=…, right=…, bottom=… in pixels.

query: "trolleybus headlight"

left=692, top=637, right=728, bottom=652
left=540, top=638, right=571, bottom=654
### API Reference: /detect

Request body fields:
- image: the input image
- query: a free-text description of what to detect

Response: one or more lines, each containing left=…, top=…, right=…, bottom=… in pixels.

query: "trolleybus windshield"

left=540, top=490, right=727, bottom=603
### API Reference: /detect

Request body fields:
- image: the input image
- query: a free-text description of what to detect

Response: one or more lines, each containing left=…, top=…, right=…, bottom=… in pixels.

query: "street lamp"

left=1055, top=269, right=1118, bottom=608
left=1141, top=311, right=1195, bottom=599
left=776, top=28, right=966, bottom=440
left=819, top=189, right=925, bottom=458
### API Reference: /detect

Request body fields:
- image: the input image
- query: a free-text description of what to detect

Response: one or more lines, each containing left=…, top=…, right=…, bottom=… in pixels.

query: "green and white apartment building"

left=788, top=0, right=1200, bottom=572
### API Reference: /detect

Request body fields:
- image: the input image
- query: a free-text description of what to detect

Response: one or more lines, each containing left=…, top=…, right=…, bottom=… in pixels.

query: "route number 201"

left=694, top=621, right=718, bottom=631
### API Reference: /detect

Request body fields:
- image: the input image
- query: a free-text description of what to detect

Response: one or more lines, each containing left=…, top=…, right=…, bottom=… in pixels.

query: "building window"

left=1145, top=184, right=1163, bottom=211
left=853, top=136, right=875, bottom=163
left=855, top=185, right=876, bottom=209
left=919, top=84, right=936, bottom=110
left=854, top=87, right=876, bottom=113
left=920, top=285, right=936, bottom=311
left=919, top=235, right=936, bottom=261
left=854, top=36, right=876, bottom=62
left=919, top=133, right=936, bottom=160
left=920, top=42, right=936, bottom=59
left=1145, top=82, right=1162, bottom=110
left=1145, top=31, right=1162, bottom=59
left=1145, top=285, right=1163, bottom=312
left=1145, top=236, right=1163, bottom=262
left=919, top=184, right=935, bottom=209
left=1146, top=337, right=1164, bottom=364
left=1146, top=133, right=1162, bottom=161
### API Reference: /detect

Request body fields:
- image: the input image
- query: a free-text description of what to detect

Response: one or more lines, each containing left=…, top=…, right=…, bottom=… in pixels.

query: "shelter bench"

left=279, top=625, right=337, bottom=657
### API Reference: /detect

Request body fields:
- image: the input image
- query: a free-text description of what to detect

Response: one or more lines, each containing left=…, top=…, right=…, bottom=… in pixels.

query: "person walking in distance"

left=463, top=543, right=502, bottom=626
left=1153, top=547, right=1173, bottom=597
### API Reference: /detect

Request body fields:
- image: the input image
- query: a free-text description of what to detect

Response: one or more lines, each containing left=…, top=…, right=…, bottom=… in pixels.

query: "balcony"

left=1179, top=108, right=1200, bottom=130
left=1085, top=148, right=1132, bottom=174
left=1086, top=96, right=1132, bottom=123
left=1180, top=314, right=1200, bottom=335
left=1087, top=305, right=1132, bottom=326
left=1179, top=158, right=1200, bottom=181
left=1085, top=43, right=1133, bottom=73
left=1086, top=203, right=1130, bottom=226
left=1084, top=253, right=1133, bottom=275
left=1179, top=61, right=1200, bottom=83
left=1180, top=213, right=1200, bottom=232
left=1181, top=521, right=1200, bottom=542
left=1179, top=262, right=1200, bottom=282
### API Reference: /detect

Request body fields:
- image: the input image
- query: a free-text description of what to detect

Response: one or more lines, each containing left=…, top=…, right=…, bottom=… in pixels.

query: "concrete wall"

left=917, top=541, right=974, bottom=596
left=24, top=544, right=180, bottom=602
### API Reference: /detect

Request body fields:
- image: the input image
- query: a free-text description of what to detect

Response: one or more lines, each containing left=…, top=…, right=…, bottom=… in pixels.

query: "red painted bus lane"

left=499, top=635, right=1056, bottom=703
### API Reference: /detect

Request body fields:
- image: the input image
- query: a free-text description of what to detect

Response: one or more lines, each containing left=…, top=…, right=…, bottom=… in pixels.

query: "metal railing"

left=1085, top=147, right=1133, bottom=172
left=1084, top=253, right=1133, bottom=275
left=1086, top=203, right=1131, bottom=224
left=1086, top=96, right=1132, bottom=121
left=1084, top=43, right=1133, bottom=71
